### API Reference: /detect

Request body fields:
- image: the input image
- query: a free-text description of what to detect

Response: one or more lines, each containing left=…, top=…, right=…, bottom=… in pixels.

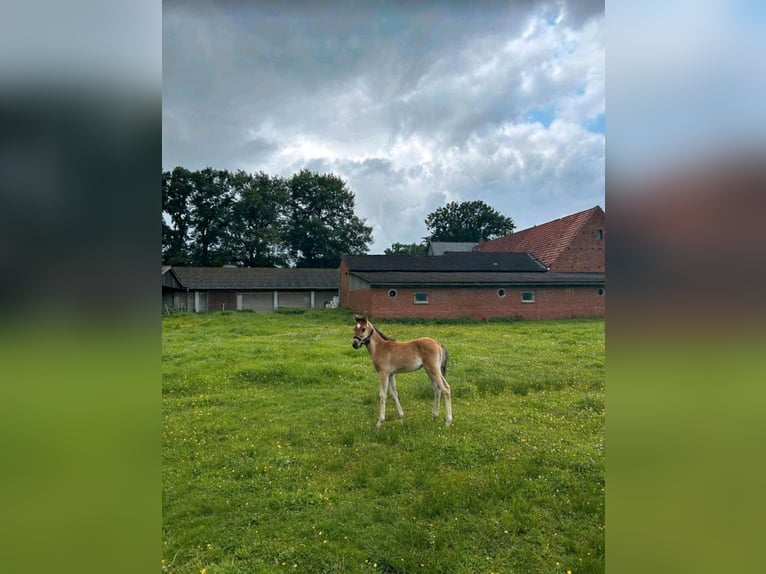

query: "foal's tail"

left=440, top=343, right=449, bottom=377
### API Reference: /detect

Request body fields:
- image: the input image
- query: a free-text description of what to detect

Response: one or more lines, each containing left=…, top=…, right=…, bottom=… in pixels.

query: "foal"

left=352, top=314, right=452, bottom=427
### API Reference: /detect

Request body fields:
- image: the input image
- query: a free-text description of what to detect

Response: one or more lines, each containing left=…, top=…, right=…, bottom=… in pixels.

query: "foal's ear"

left=354, top=314, right=367, bottom=324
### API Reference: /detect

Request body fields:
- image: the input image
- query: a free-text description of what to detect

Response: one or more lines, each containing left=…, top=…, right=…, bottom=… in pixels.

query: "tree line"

left=163, top=166, right=516, bottom=267
left=162, top=167, right=373, bottom=268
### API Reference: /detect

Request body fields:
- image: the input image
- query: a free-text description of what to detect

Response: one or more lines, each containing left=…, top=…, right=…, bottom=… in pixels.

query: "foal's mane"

left=373, top=325, right=396, bottom=341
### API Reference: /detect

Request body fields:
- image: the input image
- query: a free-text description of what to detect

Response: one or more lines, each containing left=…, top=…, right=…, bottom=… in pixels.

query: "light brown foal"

left=352, top=314, right=452, bottom=427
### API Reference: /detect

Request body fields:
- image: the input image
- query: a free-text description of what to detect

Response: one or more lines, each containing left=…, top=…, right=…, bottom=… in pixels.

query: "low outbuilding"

left=163, top=266, right=339, bottom=313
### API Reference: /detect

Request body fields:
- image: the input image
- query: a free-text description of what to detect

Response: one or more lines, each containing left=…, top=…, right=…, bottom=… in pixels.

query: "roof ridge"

left=514, top=205, right=601, bottom=236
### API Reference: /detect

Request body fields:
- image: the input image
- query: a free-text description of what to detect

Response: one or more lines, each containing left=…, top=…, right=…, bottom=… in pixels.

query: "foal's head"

left=352, top=314, right=373, bottom=349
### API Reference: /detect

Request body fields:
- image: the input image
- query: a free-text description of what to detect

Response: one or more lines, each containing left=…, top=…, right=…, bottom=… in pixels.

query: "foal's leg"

left=426, top=366, right=452, bottom=426
left=377, top=371, right=390, bottom=428
left=431, top=378, right=442, bottom=419
left=388, top=374, right=404, bottom=422
left=441, top=375, right=453, bottom=427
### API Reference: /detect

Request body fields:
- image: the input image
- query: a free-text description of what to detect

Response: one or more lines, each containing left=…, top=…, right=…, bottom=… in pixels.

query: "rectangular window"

left=413, top=292, right=429, bottom=304
left=521, top=291, right=535, bottom=303
left=595, top=229, right=604, bottom=240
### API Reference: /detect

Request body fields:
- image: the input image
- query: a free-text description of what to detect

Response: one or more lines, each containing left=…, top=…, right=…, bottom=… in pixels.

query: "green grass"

left=163, top=309, right=604, bottom=574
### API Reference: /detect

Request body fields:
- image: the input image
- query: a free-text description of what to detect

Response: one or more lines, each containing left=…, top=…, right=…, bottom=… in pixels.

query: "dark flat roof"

left=344, top=252, right=547, bottom=272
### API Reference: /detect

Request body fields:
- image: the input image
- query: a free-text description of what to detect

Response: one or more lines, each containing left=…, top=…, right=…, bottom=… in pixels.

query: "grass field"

left=162, top=309, right=604, bottom=574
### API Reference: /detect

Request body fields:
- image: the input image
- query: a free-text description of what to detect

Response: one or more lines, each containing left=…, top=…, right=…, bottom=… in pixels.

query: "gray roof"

left=170, top=267, right=339, bottom=290
left=427, top=242, right=478, bottom=256
left=344, top=252, right=547, bottom=273
left=162, top=266, right=183, bottom=289
left=351, top=271, right=605, bottom=287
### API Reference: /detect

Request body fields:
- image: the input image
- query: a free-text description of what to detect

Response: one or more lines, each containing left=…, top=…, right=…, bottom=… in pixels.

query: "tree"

left=188, top=167, right=235, bottom=266
left=285, top=170, right=373, bottom=267
left=162, top=166, right=194, bottom=265
left=424, top=200, right=515, bottom=242
left=384, top=242, right=428, bottom=256
left=226, top=170, right=289, bottom=267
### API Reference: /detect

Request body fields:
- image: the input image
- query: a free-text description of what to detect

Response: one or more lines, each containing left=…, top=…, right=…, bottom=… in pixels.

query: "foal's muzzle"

left=352, top=337, right=361, bottom=349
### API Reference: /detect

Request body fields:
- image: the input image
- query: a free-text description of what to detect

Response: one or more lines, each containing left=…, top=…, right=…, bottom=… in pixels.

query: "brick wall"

left=344, top=285, right=373, bottom=315
left=550, top=210, right=606, bottom=272
left=343, top=285, right=604, bottom=320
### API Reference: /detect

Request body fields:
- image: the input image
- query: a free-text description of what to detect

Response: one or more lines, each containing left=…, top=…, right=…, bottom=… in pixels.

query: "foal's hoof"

left=376, top=420, right=383, bottom=428
left=445, top=419, right=452, bottom=427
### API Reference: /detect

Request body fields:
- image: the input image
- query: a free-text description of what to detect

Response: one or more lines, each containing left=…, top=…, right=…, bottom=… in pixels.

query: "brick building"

left=340, top=252, right=604, bottom=321
left=478, top=205, right=605, bottom=272
left=164, top=207, right=606, bottom=319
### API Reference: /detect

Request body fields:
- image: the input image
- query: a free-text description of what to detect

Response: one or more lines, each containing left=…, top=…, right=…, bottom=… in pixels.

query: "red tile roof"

left=478, top=206, right=603, bottom=267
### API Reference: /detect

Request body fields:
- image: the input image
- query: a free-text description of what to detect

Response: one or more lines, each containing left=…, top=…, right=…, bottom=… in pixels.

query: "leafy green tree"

left=425, top=200, right=515, bottom=242
left=226, top=170, right=289, bottom=267
left=162, top=166, right=194, bottom=265
left=162, top=217, right=174, bottom=262
left=384, top=242, right=428, bottom=256
left=285, top=170, right=373, bottom=268
left=188, top=167, right=235, bottom=266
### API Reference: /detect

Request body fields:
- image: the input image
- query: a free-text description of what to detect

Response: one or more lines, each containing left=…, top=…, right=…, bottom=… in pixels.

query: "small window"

left=414, top=292, right=429, bottom=304
left=388, top=289, right=398, bottom=298
left=521, top=291, right=535, bottom=303
left=497, top=288, right=506, bottom=298
left=595, top=229, right=604, bottom=240
left=597, top=288, right=605, bottom=296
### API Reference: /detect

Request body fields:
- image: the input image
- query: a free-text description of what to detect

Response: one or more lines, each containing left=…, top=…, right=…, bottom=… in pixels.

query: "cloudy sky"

left=163, top=0, right=604, bottom=253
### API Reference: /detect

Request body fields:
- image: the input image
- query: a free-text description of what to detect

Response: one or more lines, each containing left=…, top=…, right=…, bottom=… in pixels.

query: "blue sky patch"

left=585, top=113, right=605, bottom=134
left=526, top=105, right=555, bottom=128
